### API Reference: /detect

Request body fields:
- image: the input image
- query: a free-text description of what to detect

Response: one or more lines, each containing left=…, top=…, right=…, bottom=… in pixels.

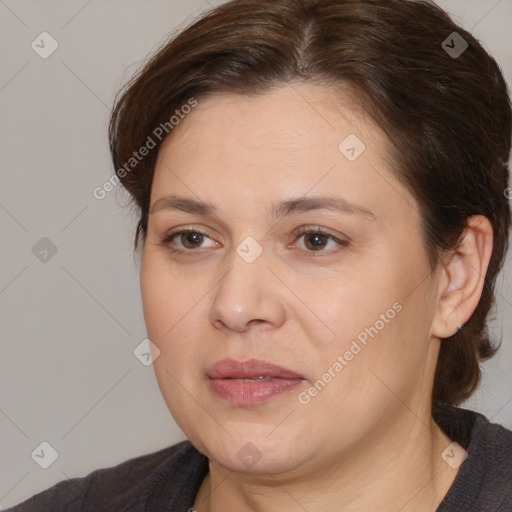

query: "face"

left=140, top=83, right=442, bottom=476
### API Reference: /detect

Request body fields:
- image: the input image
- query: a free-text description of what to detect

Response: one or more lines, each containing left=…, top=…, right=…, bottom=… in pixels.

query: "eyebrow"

left=149, top=194, right=377, bottom=221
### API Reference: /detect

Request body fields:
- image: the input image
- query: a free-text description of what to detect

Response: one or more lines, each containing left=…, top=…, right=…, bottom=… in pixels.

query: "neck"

left=193, top=413, right=460, bottom=512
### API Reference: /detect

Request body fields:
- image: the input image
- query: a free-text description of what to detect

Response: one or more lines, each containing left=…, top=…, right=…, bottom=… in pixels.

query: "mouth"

left=207, top=358, right=305, bottom=405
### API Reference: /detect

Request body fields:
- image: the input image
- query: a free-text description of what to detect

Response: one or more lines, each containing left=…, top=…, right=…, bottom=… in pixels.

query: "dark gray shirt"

left=6, top=405, right=512, bottom=511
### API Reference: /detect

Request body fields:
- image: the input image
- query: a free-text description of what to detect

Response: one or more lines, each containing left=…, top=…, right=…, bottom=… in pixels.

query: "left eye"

left=293, top=228, right=348, bottom=253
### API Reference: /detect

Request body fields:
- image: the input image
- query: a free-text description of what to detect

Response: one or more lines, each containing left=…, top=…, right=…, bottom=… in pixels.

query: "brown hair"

left=108, top=0, right=511, bottom=407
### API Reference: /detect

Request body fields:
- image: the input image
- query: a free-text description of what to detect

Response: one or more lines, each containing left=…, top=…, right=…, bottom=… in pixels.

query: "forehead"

left=158, top=83, right=378, bottom=157
left=150, top=83, right=417, bottom=227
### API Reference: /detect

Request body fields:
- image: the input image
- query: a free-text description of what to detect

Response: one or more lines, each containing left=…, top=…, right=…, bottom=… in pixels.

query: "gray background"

left=1, top=0, right=511, bottom=508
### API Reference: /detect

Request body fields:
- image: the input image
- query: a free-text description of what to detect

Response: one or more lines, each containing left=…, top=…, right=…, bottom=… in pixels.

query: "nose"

left=208, top=248, right=287, bottom=333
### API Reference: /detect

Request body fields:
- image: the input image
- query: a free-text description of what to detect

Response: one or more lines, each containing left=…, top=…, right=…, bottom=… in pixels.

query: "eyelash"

left=160, top=226, right=349, bottom=257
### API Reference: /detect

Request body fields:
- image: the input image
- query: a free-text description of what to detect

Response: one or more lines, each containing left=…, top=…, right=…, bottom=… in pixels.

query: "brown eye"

left=293, top=227, right=349, bottom=256
left=161, top=229, right=217, bottom=253
left=179, top=231, right=205, bottom=249
left=303, top=233, right=329, bottom=251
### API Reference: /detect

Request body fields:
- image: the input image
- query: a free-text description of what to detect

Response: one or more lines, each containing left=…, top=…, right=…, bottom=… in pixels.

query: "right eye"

left=160, top=229, right=219, bottom=253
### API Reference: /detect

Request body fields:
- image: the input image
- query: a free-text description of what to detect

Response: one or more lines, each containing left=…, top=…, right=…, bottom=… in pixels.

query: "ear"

left=431, top=215, right=493, bottom=339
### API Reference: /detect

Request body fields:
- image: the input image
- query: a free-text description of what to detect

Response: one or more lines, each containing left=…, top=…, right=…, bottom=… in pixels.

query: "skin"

left=140, top=83, right=493, bottom=512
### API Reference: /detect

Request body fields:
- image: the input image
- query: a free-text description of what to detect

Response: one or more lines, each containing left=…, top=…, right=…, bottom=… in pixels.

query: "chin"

left=192, top=425, right=314, bottom=475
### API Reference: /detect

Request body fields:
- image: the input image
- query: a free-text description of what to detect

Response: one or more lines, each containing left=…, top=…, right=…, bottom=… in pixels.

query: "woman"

left=7, top=0, right=511, bottom=510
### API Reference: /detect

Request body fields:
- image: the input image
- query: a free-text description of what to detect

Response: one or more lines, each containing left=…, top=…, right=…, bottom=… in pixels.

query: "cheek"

left=303, top=253, right=429, bottom=378
left=140, top=259, right=167, bottom=338
left=140, top=252, right=214, bottom=367
left=140, top=252, right=194, bottom=337
left=141, top=259, right=204, bottom=418
left=313, top=282, right=436, bottom=417
left=298, top=263, right=398, bottom=346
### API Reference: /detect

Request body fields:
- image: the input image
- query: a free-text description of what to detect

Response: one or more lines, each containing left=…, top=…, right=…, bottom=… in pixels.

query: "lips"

left=207, top=358, right=303, bottom=380
left=207, top=358, right=305, bottom=405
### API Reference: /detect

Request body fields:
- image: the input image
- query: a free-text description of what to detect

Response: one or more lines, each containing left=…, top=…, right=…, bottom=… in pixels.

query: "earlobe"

left=455, top=323, right=465, bottom=335
left=431, top=215, right=493, bottom=339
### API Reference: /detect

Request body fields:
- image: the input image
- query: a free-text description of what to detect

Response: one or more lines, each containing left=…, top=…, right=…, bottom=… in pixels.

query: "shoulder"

left=5, top=440, right=208, bottom=512
left=435, top=405, right=512, bottom=512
